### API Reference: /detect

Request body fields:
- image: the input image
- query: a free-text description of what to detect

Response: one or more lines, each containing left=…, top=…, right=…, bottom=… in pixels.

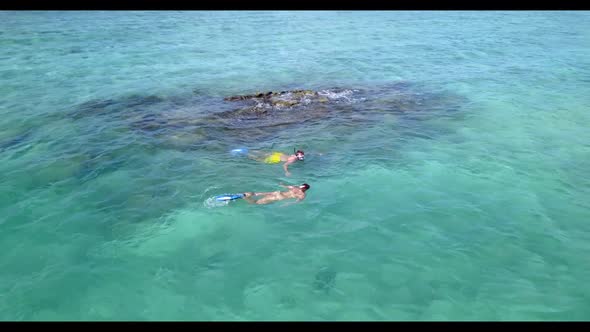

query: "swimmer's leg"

left=253, top=191, right=279, bottom=196
left=254, top=195, right=278, bottom=205
left=247, top=150, right=267, bottom=162
left=243, top=191, right=279, bottom=204
left=242, top=192, right=257, bottom=204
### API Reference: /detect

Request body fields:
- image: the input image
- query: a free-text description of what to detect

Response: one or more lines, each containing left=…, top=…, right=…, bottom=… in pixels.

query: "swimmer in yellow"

left=248, top=149, right=305, bottom=177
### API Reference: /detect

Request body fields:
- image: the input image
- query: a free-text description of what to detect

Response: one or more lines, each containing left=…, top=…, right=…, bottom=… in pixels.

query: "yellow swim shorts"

left=263, top=152, right=283, bottom=164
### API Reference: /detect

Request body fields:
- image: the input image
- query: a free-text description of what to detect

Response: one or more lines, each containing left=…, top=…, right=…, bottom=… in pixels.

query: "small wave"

left=318, top=89, right=353, bottom=99
left=318, top=89, right=364, bottom=103
left=203, top=196, right=230, bottom=208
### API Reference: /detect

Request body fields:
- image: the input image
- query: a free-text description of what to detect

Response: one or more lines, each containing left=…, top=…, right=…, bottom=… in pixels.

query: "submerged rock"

left=223, top=89, right=316, bottom=102
left=70, top=94, right=165, bottom=120
left=313, top=266, right=337, bottom=294
left=222, top=89, right=341, bottom=112
left=0, top=129, right=33, bottom=152
left=65, top=83, right=468, bottom=151
left=211, top=88, right=360, bottom=124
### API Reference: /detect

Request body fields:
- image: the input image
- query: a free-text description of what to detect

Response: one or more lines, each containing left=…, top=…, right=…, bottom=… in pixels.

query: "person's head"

left=295, top=150, right=305, bottom=161
left=299, top=183, right=310, bottom=192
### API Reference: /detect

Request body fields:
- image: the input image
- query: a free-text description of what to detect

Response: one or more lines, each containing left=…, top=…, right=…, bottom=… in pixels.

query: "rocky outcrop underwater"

left=65, top=82, right=468, bottom=151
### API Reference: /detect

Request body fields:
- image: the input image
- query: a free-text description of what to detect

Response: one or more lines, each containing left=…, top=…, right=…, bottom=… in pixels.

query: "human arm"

left=286, top=190, right=306, bottom=204
left=283, top=160, right=294, bottom=176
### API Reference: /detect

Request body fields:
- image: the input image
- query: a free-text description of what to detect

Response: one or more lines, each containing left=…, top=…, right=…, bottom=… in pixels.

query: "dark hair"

left=296, top=150, right=304, bottom=155
left=300, top=183, right=310, bottom=190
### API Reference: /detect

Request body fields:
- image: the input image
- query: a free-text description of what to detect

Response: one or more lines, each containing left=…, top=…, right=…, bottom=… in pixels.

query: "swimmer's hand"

left=285, top=171, right=291, bottom=177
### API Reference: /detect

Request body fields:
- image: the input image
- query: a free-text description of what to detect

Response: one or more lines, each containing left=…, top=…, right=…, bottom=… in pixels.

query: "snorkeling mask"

left=294, top=148, right=305, bottom=161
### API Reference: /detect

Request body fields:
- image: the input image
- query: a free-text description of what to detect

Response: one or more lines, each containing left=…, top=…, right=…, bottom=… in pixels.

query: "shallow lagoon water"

left=0, top=11, right=589, bottom=320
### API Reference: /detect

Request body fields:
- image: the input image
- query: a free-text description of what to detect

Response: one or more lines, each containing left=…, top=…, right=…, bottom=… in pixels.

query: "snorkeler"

left=242, top=183, right=310, bottom=205
left=244, top=148, right=305, bottom=177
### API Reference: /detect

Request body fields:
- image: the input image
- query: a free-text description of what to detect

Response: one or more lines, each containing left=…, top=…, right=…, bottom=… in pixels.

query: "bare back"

left=280, top=187, right=305, bottom=200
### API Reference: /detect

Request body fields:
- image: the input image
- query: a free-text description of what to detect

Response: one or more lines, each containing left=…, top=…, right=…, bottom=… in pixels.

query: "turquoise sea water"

left=1, top=11, right=589, bottom=320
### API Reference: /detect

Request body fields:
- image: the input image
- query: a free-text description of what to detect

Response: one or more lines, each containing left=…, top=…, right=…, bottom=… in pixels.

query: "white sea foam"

left=203, top=196, right=230, bottom=208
